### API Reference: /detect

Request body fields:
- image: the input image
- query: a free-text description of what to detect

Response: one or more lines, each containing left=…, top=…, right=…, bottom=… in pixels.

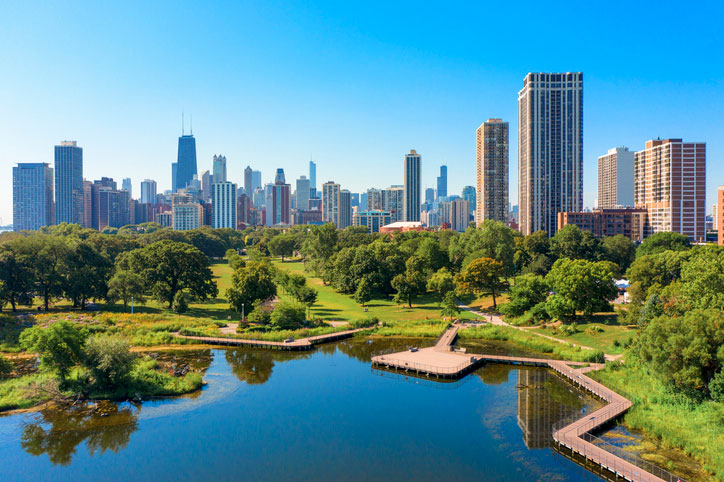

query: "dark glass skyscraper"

left=54, top=141, right=84, bottom=225
left=13, top=163, right=54, bottom=231
left=175, top=134, right=197, bottom=191
left=437, top=165, right=447, bottom=200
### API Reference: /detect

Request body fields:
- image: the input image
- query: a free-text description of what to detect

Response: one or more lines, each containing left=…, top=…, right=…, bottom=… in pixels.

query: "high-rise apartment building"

left=173, top=203, right=203, bottom=231
left=212, top=155, right=227, bottom=184
left=54, top=141, right=84, bottom=226
left=353, top=210, right=392, bottom=233
left=476, top=118, right=509, bottom=224
left=13, top=163, right=54, bottom=231
left=122, top=178, right=132, bottom=198
left=462, top=186, right=476, bottom=215
left=296, top=176, right=311, bottom=211
left=140, top=179, right=157, bottom=204
left=322, top=181, right=340, bottom=226
left=717, top=186, right=724, bottom=246
left=82, top=180, right=92, bottom=228
left=436, top=165, right=447, bottom=200
left=382, top=185, right=404, bottom=222
left=244, top=166, right=253, bottom=196
left=175, top=133, right=197, bottom=191
left=598, top=147, right=634, bottom=208
left=265, top=171, right=291, bottom=226
left=366, top=188, right=383, bottom=210
left=448, top=198, right=470, bottom=232
left=212, top=181, right=237, bottom=229
left=518, top=72, right=583, bottom=235
left=634, top=138, right=706, bottom=241
left=404, top=150, right=421, bottom=222
left=339, top=190, right=352, bottom=229
left=200, top=170, right=212, bottom=202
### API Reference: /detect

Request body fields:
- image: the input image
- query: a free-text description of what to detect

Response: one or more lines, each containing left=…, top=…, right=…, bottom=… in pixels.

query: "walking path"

left=456, top=301, right=622, bottom=362
left=174, top=328, right=366, bottom=351
left=372, top=325, right=679, bottom=482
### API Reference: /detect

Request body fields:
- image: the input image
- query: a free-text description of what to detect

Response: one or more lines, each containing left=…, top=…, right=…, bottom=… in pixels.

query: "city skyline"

left=1, top=2, right=723, bottom=225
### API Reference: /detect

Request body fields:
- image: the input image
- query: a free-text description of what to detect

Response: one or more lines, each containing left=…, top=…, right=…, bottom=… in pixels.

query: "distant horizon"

left=2, top=1, right=723, bottom=224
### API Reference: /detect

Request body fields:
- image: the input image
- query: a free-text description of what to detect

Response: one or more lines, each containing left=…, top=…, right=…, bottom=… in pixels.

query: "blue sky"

left=1, top=0, right=723, bottom=224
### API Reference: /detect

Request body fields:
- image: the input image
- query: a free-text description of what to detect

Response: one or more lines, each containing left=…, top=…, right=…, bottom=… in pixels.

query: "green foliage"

left=353, top=277, right=372, bottom=306
left=391, top=256, right=427, bottom=308
left=634, top=309, right=724, bottom=397
left=626, top=249, right=690, bottom=304
left=545, top=258, right=617, bottom=316
left=679, top=246, right=724, bottom=311
left=172, top=291, right=188, bottom=314
left=501, top=273, right=548, bottom=317
left=227, top=260, right=277, bottom=314
left=600, top=234, right=636, bottom=274
left=62, top=239, right=112, bottom=309
left=545, top=295, right=576, bottom=322
left=454, top=256, right=508, bottom=308
left=0, top=248, right=34, bottom=311
left=83, top=335, right=137, bottom=389
left=0, top=354, right=10, bottom=378
left=440, top=291, right=461, bottom=318
left=426, top=267, right=455, bottom=300
left=638, top=293, right=663, bottom=327
left=709, top=371, right=724, bottom=403
left=550, top=224, right=602, bottom=262
left=269, top=301, right=306, bottom=330
left=449, top=220, right=516, bottom=274
left=19, top=322, right=88, bottom=380
left=301, top=223, right=338, bottom=275
left=247, top=300, right=272, bottom=325
left=107, top=269, right=146, bottom=307
left=268, top=233, right=297, bottom=261
left=636, top=231, right=691, bottom=258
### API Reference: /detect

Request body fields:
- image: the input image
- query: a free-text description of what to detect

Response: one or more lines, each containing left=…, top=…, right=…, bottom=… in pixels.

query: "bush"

left=0, top=354, right=11, bottom=378
left=269, top=302, right=306, bottom=330
left=83, top=335, right=137, bottom=389
left=172, top=292, right=188, bottom=314
left=19, top=321, right=88, bottom=381
left=709, top=371, right=724, bottom=402
left=348, top=317, right=379, bottom=329
left=582, top=350, right=605, bottom=363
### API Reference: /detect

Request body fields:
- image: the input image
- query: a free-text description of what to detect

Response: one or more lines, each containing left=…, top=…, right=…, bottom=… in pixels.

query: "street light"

left=241, top=303, right=245, bottom=322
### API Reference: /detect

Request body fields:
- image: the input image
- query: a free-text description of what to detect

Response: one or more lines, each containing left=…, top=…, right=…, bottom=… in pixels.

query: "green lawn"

left=530, top=314, right=636, bottom=355
left=272, top=258, right=480, bottom=323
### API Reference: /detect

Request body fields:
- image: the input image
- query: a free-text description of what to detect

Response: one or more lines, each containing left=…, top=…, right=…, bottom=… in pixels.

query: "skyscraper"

left=201, top=170, right=212, bottom=202
left=252, top=170, right=262, bottom=192
left=212, top=155, right=227, bottom=184
left=13, top=163, right=54, bottom=231
left=383, top=185, right=404, bottom=222
left=54, top=140, right=84, bottom=225
left=518, top=72, right=583, bottom=236
left=635, top=138, right=706, bottom=241
left=274, top=168, right=286, bottom=184
left=175, top=133, right=197, bottom=191
left=212, top=182, right=237, bottom=229
left=462, top=186, right=476, bottom=216
left=244, top=166, right=253, bottom=196
left=476, top=118, right=509, bottom=224
left=425, top=187, right=435, bottom=205
left=403, top=150, right=421, bottom=222
left=309, top=160, right=317, bottom=191
left=140, top=179, right=157, bottom=204
left=598, top=147, right=634, bottom=208
left=122, top=178, right=132, bottom=198
left=322, top=181, right=340, bottom=225
left=436, top=165, right=447, bottom=200
left=296, top=176, right=311, bottom=211
left=339, top=190, right=352, bottom=229
left=366, top=188, right=383, bottom=210
left=265, top=170, right=291, bottom=226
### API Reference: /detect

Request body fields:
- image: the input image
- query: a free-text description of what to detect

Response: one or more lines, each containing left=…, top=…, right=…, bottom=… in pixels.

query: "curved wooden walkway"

left=175, top=328, right=366, bottom=351
left=372, top=325, right=682, bottom=482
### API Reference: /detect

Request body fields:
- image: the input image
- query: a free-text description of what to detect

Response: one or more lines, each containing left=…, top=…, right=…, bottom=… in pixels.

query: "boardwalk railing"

left=372, top=355, right=478, bottom=376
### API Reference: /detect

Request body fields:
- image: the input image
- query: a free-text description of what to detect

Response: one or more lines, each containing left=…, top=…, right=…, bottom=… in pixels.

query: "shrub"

left=0, top=354, right=11, bottom=378
left=83, top=335, right=137, bottom=389
left=709, top=371, right=724, bottom=402
left=269, top=302, right=306, bottom=330
left=172, top=291, right=188, bottom=314
left=19, top=321, right=88, bottom=381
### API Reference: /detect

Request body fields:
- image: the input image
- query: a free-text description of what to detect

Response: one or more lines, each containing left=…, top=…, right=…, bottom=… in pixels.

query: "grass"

left=373, top=320, right=450, bottom=338
left=458, top=324, right=605, bottom=363
left=590, top=362, right=724, bottom=480
left=0, top=372, right=58, bottom=411
left=529, top=312, right=636, bottom=355
left=272, top=258, right=479, bottom=323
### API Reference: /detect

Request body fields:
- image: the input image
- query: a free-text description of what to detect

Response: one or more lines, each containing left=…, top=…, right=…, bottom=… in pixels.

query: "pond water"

left=0, top=338, right=608, bottom=481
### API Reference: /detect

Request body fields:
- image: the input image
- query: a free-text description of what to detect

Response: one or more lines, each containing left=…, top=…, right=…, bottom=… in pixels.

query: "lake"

left=0, top=338, right=606, bottom=481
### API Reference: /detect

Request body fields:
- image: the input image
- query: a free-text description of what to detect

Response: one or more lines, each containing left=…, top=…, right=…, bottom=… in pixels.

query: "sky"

left=1, top=0, right=723, bottom=225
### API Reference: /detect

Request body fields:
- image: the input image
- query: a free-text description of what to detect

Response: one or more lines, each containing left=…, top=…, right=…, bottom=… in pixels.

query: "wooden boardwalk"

left=175, top=328, right=366, bottom=351
left=372, top=325, right=680, bottom=482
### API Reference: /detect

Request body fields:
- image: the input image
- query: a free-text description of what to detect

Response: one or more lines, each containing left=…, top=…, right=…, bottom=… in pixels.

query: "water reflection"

left=21, top=402, right=139, bottom=466
left=225, top=348, right=311, bottom=384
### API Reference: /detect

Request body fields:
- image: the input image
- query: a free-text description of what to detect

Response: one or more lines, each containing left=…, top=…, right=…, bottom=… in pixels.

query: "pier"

left=372, top=325, right=683, bottom=482
left=175, top=328, right=367, bottom=351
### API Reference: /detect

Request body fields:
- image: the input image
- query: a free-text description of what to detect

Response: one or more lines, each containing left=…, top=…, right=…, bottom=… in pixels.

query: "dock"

left=372, top=324, right=683, bottom=482
left=175, top=328, right=366, bottom=351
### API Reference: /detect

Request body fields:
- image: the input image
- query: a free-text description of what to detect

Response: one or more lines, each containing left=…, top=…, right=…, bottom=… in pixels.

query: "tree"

left=226, top=261, right=277, bottom=314
left=0, top=249, right=34, bottom=311
left=107, top=270, right=146, bottom=308
left=268, top=234, right=296, bottom=261
left=502, top=273, right=549, bottom=317
left=124, top=240, right=218, bottom=308
left=172, top=291, right=188, bottom=313
left=297, top=286, right=318, bottom=317
left=449, top=220, right=516, bottom=274
left=544, top=295, right=576, bottom=322
left=600, top=235, right=636, bottom=275
left=269, top=302, right=306, bottom=329
left=550, top=224, right=602, bottom=262
left=635, top=309, right=724, bottom=397
left=62, top=240, right=112, bottom=309
left=301, top=223, right=338, bottom=275
left=440, top=291, right=461, bottom=318
left=679, top=246, right=724, bottom=311
left=83, top=335, right=137, bottom=389
left=15, top=235, right=68, bottom=311
left=415, top=237, right=449, bottom=274
left=354, top=277, right=372, bottom=307
left=427, top=268, right=455, bottom=301
left=455, top=257, right=508, bottom=309
left=636, top=231, right=690, bottom=258
left=626, top=249, right=690, bottom=304
left=545, top=258, right=617, bottom=317
left=391, top=256, right=427, bottom=308
left=19, top=322, right=88, bottom=381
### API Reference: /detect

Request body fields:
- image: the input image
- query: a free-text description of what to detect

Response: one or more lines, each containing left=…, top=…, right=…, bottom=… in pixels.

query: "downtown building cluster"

left=12, top=72, right=711, bottom=241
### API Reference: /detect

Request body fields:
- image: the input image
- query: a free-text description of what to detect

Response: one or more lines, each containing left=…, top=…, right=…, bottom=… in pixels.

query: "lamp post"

left=241, top=303, right=245, bottom=322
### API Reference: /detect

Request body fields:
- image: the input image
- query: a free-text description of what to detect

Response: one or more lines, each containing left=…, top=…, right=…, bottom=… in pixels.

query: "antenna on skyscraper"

left=182, top=111, right=185, bottom=135
left=190, top=114, right=193, bottom=135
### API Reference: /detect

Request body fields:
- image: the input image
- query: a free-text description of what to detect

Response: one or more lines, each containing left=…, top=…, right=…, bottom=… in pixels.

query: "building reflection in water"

left=516, top=368, right=587, bottom=449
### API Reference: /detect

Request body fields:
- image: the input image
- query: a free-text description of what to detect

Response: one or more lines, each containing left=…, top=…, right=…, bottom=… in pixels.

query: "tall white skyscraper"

left=403, top=149, right=421, bottom=222
left=598, top=147, right=634, bottom=208
left=212, top=181, right=237, bottom=229
left=140, top=179, right=157, bottom=204
left=296, top=176, right=311, bottom=211
left=518, top=72, right=583, bottom=235
left=212, top=155, right=227, bottom=184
